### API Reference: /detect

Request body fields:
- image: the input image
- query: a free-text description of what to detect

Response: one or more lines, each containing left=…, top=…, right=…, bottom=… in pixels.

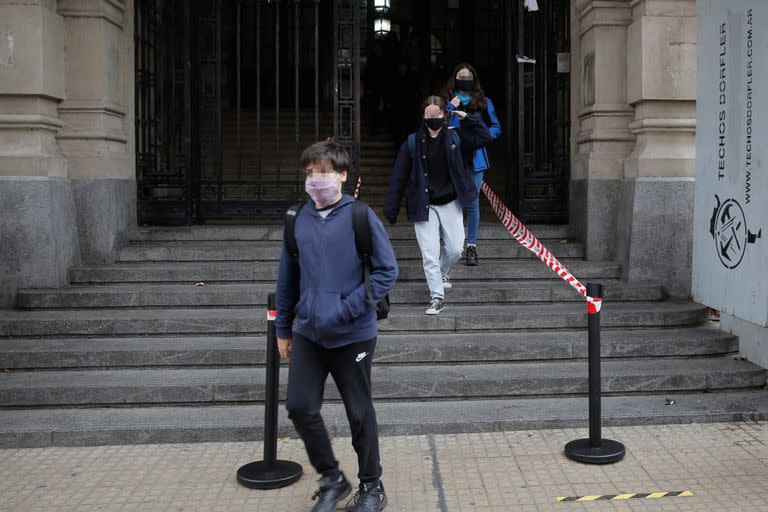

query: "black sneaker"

left=311, top=472, right=352, bottom=512
left=347, top=481, right=388, bottom=512
left=465, top=245, right=478, bottom=266
left=425, top=297, right=444, bottom=315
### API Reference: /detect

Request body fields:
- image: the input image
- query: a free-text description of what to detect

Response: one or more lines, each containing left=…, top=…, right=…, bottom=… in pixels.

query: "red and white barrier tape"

left=353, top=177, right=362, bottom=199
left=480, top=181, right=603, bottom=315
left=267, top=309, right=277, bottom=321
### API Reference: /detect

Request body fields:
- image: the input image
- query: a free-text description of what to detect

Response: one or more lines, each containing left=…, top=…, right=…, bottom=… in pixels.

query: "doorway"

left=134, top=0, right=570, bottom=225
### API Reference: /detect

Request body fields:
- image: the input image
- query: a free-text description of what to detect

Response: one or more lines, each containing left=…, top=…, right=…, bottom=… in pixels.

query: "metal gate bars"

left=136, top=0, right=363, bottom=224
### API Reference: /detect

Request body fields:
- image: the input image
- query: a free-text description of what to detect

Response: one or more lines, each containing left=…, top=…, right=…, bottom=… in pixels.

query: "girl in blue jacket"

left=445, top=63, right=502, bottom=266
left=384, top=96, right=491, bottom=315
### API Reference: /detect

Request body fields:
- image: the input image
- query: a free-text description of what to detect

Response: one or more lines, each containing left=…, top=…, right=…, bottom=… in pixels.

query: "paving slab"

left=3, top=422, right=768, bottom=510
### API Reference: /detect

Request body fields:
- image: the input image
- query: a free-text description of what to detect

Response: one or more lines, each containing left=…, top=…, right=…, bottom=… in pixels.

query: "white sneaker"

left=426, top=297, right=444, bottom=315
left=442, top=275, right=452, bottom=289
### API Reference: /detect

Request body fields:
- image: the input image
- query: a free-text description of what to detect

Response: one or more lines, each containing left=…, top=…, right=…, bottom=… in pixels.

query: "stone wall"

left=572, top=0, right=697, bottom=297
left=0, top=0, right=135, bottom=308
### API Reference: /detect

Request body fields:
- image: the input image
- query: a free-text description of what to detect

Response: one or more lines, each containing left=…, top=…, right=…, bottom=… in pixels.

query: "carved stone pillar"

left=615, top=0, right=697, bottom=296
left=0, top=0, right=79, bottom=307
left=57, top=0, right=136, bottom=263
left=571, top=0, right=635, bottom=260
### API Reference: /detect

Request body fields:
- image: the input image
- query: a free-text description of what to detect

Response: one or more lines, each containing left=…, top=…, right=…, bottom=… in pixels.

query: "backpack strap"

left=446, top=127, right=461, bottom=148
left=352, top=200, right=377, bottom=307
left=407, top=132, right=417, bottom=159
left=352, top=200, right=372, bottom=265
left=284, top=201, right=306, bottom=262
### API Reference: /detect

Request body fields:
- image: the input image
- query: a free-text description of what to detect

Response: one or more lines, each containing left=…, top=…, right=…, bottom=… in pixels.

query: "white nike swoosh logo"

left=356, top=352, right=368, bottom=362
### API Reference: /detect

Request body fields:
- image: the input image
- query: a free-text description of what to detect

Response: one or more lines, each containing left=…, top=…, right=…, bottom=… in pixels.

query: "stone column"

left=57, top=0, right=136, bottom=264
left=571, top=0, right=635, bottom=261
left=0, top=0, right=79, bottom=307
left=615, top=0, right=697, bottom=296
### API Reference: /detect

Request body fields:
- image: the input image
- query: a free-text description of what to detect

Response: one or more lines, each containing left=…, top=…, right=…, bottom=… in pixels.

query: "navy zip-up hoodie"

left=275, top=195, right=398, bottom=348
left=383, top=113, right=491, bottom=224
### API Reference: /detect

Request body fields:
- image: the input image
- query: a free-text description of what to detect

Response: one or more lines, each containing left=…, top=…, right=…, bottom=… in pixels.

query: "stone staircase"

left=2, top=221, right=768, bottom=448
left=2, top=136, right=768, bottom=449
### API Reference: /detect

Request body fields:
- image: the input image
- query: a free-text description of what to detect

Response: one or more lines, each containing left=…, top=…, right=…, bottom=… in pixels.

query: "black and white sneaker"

left=425, top=297, right=444, bottom=315
left=311, top=472, right=352, bottom=512
left=465, top=245, right=478, bottom=266
left=442, top=274, right=453, bottom=289
left=347, top=481, right=388, bottom=512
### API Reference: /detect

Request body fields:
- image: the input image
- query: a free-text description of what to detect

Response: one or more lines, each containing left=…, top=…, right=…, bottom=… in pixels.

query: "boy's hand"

left=450, top=96, right=461, bottom=108
left=277, top=337, right=293, bottom=360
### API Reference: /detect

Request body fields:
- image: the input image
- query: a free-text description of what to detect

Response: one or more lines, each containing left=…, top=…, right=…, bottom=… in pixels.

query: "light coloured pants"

left=413, top=200, right=465, bottom=299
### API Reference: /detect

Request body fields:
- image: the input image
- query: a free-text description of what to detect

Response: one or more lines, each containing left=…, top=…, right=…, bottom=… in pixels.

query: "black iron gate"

left=333, top=0, right=363, bottom=194
left=136, top=0, right=568, bottom=225
left=135, top=0, right=363, bottom=224
left=507, top=0, right=571, bottom=224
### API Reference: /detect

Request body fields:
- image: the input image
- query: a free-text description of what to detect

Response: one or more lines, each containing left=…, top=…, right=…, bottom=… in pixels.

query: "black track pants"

left=285, top=334, right=382, bottom=483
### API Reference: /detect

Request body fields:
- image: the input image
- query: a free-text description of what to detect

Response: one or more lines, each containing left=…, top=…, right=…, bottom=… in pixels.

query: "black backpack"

left=284, top=199, right=391, bottom=320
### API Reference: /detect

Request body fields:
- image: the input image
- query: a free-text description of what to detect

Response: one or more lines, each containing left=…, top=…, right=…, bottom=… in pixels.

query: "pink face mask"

left=305, top=175, right=341, bottom=207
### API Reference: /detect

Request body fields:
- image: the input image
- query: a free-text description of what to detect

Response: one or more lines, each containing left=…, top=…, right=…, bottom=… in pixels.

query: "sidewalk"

left=1, top=422, right=767, bottom=512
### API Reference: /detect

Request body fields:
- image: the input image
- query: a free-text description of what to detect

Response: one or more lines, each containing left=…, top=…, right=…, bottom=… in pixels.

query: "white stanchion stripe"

left=480, top=181, right=603, bottom=314
left=354, top=177, right=362, bottom=199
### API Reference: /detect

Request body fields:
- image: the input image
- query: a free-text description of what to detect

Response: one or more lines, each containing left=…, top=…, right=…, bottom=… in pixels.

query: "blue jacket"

left=447, top=96, right=502, bottom=172
left=275, top=195, right=398, bottom=348
left=383, top=113, right=491, bottom=224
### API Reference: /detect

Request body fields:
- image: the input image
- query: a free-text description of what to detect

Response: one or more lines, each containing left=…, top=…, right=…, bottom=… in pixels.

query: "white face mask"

left=305, top=174, right=341, bottom=207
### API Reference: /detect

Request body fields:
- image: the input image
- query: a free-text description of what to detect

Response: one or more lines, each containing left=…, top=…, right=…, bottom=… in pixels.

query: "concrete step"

left=221, top=138, right=395, bottom=151
left=115, top=240, right=585, bottom=262
left=0, top=326, right=736, bottom=370
left=221, top=128, right=393, bottom=142
left=0, top=302, right=709, bottom=337
left=223, top=170, right=395, bottom=181
left=5, top=391, right=768, bottom=448
left=69, top=259, right=613, bottom=284
left=0, top=358, right=763, bottom=407
left=17, top=281, right=662, bottom=310
left=216, top=162, right=396, bottom=175
left=128, top=224, right=574, bottom=242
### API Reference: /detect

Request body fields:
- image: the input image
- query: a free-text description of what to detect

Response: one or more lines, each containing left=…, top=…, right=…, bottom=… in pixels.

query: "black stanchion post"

left=564, top=283, right=626, bottom=464
left=237, top=293, right=303, bottom=489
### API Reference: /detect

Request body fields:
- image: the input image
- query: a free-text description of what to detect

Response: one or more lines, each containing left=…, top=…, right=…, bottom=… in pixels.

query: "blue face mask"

left=456, top=91, right=472, bottom=106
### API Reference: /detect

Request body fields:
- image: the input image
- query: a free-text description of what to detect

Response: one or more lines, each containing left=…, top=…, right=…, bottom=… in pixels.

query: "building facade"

left=0, top=0, right=697, bottom=307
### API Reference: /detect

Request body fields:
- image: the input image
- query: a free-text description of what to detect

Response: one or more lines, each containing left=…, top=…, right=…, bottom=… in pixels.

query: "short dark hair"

left=300, top=139, right=350, bottom=173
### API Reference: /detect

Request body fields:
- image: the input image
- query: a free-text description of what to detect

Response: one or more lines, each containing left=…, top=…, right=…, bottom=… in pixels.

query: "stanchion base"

left=237, top=460, right=303, bottom=489
left=564, top=439, right=626, bottom=465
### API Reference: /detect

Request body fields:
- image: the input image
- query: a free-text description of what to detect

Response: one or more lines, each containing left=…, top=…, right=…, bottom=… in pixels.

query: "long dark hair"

left=444, top=62, right=487, bottom=112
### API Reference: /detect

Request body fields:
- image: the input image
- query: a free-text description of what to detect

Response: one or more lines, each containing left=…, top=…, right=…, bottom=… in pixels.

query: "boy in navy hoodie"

left=276, top=140, right=398, bottom=512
